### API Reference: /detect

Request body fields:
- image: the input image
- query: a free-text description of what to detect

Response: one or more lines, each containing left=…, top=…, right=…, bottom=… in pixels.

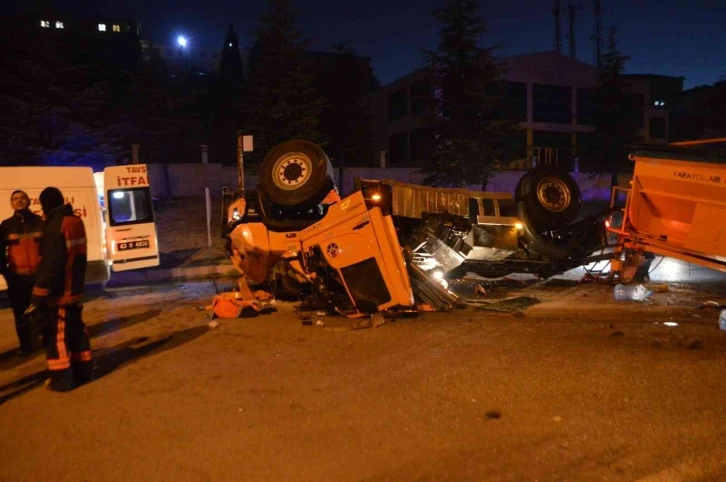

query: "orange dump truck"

left=609, top=141, right=726, bottom=281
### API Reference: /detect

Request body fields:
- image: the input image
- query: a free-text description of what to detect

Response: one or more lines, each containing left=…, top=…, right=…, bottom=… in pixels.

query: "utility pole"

left=568, top=4, right=577, bottom=59
left=553, top=0, right=562, bottom=53
left=594, top=0, right=603, bottom=67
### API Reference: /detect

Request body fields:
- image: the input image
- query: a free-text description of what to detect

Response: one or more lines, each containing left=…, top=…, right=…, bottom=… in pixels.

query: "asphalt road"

left=1, top=260, right=726, bottom=481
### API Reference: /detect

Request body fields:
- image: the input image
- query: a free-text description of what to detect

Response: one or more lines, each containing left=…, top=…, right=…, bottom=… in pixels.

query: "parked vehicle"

left=0, top=164, right=159, bottom=291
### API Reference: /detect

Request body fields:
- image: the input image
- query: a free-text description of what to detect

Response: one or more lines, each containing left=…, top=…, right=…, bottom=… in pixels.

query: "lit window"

left=41, top=20, right=50, bottom=28
left=98, top=23, right=106, bottom=31
left=113, top=24, right=120, bottom=32
left=654, top=100, right=665, bottom=107
left=55, top=21, right=64, bottom=29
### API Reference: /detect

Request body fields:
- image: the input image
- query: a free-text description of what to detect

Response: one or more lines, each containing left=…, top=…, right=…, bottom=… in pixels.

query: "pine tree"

left=240, top=0, right=327, bottom=164
left=316, top=45, right=378, bottom=166
left=422, top=0, right=518, bottom=189
left=590, top=27, right=639, bottom=183
left=218, top=25, right=244, bottom=99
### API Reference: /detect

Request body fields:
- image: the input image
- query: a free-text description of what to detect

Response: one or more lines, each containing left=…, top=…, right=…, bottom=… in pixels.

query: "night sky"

left=14, top=0, right=726, bottom=89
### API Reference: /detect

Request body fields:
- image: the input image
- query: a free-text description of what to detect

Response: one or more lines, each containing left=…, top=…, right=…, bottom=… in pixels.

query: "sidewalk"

left=105, top=262, right=238, bottom=287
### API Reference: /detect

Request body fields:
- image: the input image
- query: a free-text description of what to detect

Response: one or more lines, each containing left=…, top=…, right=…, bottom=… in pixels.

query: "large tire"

left=258, top=139, right=335, bottom=209
left=515, top=169, right=581, bottom=232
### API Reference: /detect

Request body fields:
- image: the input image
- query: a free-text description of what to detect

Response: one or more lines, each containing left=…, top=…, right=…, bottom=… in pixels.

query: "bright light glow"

left=431, top=270, right=445, bottom=280
left=371, top=193, right=382, bottom=201
left=41, top=20, right=50, bottom=28
left=112, top=192, right=125, bottom=199
left=515, top=222, right=523, bottom=230
left=605, top=219, right=611, bottom=228
left=98, top=23, right=106, bottom=31
left=663, top=322, right=678, bottom=327
left=438, top=279, right=449, bottom=290
left=113, top=24, right=120, bottom=32
left=177, top=35, right=187, bottom=47
left=55, top=21, right=64, bottom=29
left=229, top=42, right=232, bottom=47
left=232, top=208, right=240, bottom=220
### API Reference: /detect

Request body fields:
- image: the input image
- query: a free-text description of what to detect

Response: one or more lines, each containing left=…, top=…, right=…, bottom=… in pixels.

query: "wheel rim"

left=536, top=176, right=571, bottom=213
left=272, top=152, right=313, bottom=190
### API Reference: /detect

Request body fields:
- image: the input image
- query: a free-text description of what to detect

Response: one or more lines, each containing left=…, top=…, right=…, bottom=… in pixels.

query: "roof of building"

left=623, top=73, right=685, bottom=81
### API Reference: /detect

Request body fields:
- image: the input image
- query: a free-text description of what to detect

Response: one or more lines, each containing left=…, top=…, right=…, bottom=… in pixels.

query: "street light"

left=177, top=35, right=187, bottom=47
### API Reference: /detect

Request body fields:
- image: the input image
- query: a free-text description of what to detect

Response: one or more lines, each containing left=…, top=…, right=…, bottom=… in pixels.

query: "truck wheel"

left=516, top=169, right=581, bottom=231
left=258, top=139, right=335, bottom=209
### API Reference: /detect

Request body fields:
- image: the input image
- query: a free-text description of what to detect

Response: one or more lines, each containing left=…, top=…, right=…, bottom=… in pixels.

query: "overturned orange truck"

left=222, top=140, right=611, bottom=316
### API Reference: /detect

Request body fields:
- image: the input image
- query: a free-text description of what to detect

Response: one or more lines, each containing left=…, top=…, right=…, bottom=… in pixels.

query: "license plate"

left=118, top=240, right=150, bottom=251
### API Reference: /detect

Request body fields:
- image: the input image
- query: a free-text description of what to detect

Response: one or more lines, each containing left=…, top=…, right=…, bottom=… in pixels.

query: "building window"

left=388, top=88, right=408, bottom=122
left=55, top=21, right=64, bottom=29
left=410, top=78, right=432, bottom=117
left=98, top=23, right=106, bottom=32
left=388, top=132, right=409, bottom=165
left=533, top=84, right=572, bottom=124
left=40, top=20, right=50, bottom=28
left=410, top=127, right=433, bottom=163
left=649, top=117, right=666, bottom=140
left=113, top=24, right=121, bottom=32
left=498, top=81, right=528, bottom=122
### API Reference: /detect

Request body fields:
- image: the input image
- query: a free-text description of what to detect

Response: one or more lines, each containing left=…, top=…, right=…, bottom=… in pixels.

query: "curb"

left=105, top=263, right=238, bottom=287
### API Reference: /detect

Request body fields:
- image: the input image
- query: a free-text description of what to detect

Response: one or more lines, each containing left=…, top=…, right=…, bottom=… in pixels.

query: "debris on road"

left=473, top=296, right=540, bottom=313
left=208, top=320, right=219, bottom=329
left=611, top=330, right=625, bottom=337
left=700, top=300, right=722, bottom=309
left=613, top=284, right=652, bottom=302
left=315, top=320, right=324, bottom=327
left=650, top=283, right=670, bottom=293
left=484, top=410, right=501, bottom=420
left=475, top=284, right=488, bottom=297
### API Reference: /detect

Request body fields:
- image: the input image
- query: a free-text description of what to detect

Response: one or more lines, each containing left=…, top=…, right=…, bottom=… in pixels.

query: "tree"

left=315, top=46, right=378, bottom=166
left=240, top=0, right=327, bottom=164
left=589, top=27, right=639, bottom=184
left=422, top=0, right=519, bottom=189
left=218, top=25, right=244, bottom=99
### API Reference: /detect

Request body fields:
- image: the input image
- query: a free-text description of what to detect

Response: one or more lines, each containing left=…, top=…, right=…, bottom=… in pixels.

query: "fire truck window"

left=108, top=188, right=154, bottom=226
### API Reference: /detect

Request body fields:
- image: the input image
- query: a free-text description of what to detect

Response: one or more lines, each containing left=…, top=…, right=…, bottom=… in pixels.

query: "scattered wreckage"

left=220, top=139, right=612, bottom=318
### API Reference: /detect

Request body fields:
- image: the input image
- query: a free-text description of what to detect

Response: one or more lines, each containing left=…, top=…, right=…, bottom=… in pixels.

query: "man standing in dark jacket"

left=0, top=190, right=44, bottom=355
left=29, top=187, right=93, bottom=392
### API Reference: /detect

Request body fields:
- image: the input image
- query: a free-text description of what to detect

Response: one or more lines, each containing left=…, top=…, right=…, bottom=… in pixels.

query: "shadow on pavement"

left=0, top=325, right=207, bottom=406
left=93, top=325, right=206, bottom=380
left=87, top=309, right=163, bottom=338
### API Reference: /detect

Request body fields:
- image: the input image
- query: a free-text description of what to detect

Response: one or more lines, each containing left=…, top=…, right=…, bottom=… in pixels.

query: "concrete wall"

left=147, top=163, right=632, bottom=202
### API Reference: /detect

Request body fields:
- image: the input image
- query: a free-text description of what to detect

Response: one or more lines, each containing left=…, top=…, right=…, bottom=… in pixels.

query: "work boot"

left=48, top=369, right=74, bottom=392
left=72, top=361, right=95, bottom=386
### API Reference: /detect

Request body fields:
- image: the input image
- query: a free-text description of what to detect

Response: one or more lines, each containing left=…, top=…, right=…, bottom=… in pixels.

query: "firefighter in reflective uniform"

left=27, top=187, right=93, bottom=391
left=0, top=190, right=44, bottom=355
